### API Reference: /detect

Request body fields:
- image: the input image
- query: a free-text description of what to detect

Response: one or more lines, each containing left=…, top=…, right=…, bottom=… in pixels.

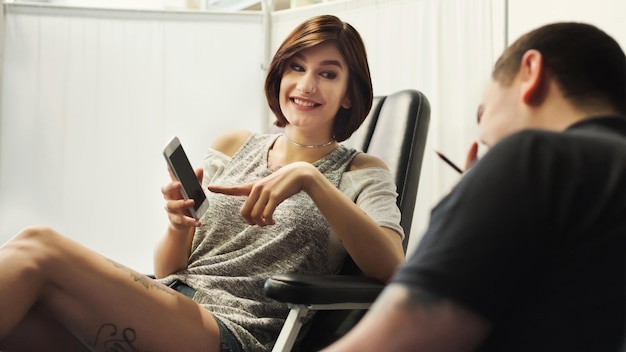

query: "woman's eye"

left=289, top=63, right=304, bottom=72
left=320, top=71, right=337, bottom=79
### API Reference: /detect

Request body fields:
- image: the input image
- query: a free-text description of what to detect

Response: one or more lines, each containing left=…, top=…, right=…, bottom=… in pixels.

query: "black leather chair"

left=264, top=89, right=431, bottom=352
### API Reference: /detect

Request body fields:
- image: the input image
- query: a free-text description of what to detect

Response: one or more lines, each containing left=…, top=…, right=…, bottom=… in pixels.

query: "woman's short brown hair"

left=265, top=15, right=373, bottom=142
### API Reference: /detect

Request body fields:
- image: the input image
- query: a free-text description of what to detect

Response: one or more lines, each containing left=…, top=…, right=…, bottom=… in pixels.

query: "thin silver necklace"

left=283, top=133, right=335, bottom=148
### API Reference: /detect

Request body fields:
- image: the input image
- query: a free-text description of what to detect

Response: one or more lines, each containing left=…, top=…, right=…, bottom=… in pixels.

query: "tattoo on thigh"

left=93, top=323, right=145, bottom=352
left=107, top=259, right=174, bottom=296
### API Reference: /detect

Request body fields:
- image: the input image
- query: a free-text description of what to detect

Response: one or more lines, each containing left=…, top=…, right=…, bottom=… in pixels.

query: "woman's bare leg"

left=0, top=307, right=89, bottom=351
left=0, top=226, right=221, bottom=352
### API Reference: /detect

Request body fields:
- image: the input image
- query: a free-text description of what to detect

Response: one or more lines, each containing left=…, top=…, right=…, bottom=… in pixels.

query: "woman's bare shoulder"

left=210, top=129, right=253, bottom=157
left=348, top=152, right=389, bottom=171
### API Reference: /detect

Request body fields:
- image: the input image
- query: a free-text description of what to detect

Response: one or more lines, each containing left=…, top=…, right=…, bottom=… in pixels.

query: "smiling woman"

left=278, top=42, right=353, bottom=144
left=265, top=15, right=373, bottom=143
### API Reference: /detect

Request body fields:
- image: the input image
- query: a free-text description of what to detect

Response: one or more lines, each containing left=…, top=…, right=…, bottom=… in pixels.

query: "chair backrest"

left=363, top=89, right=430, bottom=251
left=299, top=89, right=431, bottom=350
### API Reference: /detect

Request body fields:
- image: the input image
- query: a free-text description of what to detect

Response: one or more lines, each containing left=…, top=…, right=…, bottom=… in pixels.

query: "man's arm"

left=323, top=283, right=491, bottom=352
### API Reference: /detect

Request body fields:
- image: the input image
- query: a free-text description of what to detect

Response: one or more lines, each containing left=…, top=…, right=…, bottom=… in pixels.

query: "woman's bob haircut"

left=264, top=15, right=373, bottom=142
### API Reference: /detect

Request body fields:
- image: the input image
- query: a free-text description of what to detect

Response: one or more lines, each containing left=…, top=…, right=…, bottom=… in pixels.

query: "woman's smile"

left=291, top=97, right=320, bottom=108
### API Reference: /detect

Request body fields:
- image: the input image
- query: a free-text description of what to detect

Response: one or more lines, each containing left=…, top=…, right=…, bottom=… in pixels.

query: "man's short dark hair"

left=493, top=22, right=626, bottom=116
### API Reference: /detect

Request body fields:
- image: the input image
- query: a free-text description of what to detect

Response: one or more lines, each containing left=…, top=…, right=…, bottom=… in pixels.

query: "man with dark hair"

left=325, top=22, right=625, bottom=352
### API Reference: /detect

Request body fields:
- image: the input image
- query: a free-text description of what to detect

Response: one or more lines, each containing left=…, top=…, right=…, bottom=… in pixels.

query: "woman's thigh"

left=4, top=227, right=221, bottom=352
left=0, top=307, right=89, bottom=351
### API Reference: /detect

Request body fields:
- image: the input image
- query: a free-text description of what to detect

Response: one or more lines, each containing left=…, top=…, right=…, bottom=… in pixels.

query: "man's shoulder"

left=467, top=126, right=624, bottom=195
left=493, top=124, right=625, bottom=162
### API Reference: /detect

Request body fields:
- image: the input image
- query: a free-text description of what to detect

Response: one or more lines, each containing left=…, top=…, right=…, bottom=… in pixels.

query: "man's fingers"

left=464, top=141, right=480, bottom=171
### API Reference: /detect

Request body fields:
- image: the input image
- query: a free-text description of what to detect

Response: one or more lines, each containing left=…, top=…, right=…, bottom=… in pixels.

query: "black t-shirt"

left=393, top=117, right=626, bottom=351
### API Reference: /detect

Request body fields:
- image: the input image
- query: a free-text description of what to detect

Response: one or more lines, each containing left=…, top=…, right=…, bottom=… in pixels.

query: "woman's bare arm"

left=209, top=153, right=404, bottom=283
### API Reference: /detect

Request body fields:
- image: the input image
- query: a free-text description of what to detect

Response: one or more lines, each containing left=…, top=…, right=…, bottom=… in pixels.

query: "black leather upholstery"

left=264, top=274, right=383, bottom=305
left=364, top=89, right=430, bottom=250
left=264, top=89, right=431, bottom=351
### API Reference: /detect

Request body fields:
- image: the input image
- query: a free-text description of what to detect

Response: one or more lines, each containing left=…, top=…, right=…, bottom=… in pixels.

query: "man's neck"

left=530, top=83, right=620, bottom=132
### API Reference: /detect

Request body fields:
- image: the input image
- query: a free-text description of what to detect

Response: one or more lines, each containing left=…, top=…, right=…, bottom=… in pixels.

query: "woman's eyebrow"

left=292, top=53, right=344, bottom=69
left=320, top=60, right=343, bottom=69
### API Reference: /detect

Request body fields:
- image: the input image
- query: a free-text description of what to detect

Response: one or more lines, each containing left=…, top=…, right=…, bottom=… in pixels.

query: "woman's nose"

left=296, top=74, right=316, bottom=94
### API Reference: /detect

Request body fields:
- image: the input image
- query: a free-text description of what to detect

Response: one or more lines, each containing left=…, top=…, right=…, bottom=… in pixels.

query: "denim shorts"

left=170, top=280, right=244, bottom=352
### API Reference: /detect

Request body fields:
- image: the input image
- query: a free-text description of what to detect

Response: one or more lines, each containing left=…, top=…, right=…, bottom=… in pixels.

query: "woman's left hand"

left=208, top=161, right=316, bottom=226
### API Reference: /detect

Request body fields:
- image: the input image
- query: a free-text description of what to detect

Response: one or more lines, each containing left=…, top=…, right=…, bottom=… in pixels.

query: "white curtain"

left=0, top=4, right=266, bottom=273
left=272, top=0, right=503, bottom=255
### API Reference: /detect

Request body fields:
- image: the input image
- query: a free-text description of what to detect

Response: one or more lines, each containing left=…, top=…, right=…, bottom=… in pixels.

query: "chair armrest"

left=264, top=274, right=385, bottom=305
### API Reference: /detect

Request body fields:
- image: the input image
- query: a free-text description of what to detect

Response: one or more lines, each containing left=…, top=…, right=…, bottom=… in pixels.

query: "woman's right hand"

left=161, top=168, right=203, bottom=233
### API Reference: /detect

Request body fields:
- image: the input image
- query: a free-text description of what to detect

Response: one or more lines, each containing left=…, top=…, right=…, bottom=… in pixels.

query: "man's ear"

left=519, top=50, right=545, bottom=105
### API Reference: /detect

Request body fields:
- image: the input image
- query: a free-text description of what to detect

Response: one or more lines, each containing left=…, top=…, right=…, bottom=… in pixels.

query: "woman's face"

left=279, top=42, right=351, bottom=133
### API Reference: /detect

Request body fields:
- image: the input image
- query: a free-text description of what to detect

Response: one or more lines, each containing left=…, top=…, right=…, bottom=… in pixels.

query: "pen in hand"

left=435, top=151, right=463, bottom=174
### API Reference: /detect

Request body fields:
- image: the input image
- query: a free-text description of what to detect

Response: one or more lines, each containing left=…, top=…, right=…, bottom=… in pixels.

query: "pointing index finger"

left=208, top=183, right=252, bottom=196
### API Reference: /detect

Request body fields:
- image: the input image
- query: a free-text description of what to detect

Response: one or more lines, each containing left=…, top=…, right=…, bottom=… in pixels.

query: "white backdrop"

left=0, top=4, right=266, bottom=272
left=508, top=0, right=626, bottom=49
left=1, top=0, right=624, bottom=273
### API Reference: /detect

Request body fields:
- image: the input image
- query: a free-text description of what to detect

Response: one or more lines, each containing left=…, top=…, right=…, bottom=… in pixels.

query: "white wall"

left=0, top=4, right=265, bottom=273
left=507, top=0, right=626, bottom=49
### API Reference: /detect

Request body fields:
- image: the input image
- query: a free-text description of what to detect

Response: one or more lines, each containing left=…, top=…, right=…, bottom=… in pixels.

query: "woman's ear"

left=342, top=95, right=352, bottom=109
left=519, top=50, right=545, bottom=105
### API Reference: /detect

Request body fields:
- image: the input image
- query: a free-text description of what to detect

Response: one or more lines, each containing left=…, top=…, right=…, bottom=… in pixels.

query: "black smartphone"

left=163, top=136, right=209, bottom=220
